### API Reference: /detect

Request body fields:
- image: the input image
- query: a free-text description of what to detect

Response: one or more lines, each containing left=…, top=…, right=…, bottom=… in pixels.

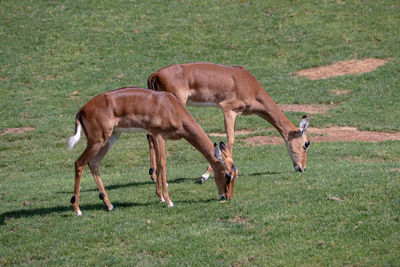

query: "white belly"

left=187, top=100, right=218, bottom=108
left=114, top=127, right=147, bottom=134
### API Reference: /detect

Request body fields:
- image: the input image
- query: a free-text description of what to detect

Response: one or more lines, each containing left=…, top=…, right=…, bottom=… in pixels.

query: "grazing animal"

left=147, top=62, right=310, bottom=182
left=68, top=87, right=238, bottom=216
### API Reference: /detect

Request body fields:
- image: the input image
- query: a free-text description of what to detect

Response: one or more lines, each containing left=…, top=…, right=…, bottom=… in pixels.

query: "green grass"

left=1, top=0, right=399, bottom=265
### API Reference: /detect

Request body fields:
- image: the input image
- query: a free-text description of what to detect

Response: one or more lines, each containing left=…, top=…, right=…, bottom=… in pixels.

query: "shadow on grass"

left=174, top=198, right=216, bottom=205
left=0, top=201, right=152, bottom=225
left=0, top=196, right=222, bottom=225
left=1, top=176, right=216, bottom=225
left=57, top=180, right=154, bottom=194
left=242, top=171, right=281, bottom=177
left=57, top=176, right=199, bottom=194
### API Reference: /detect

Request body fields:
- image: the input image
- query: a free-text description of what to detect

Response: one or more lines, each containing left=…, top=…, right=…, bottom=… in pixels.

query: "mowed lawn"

left=1, top=0, right=399, bottom=266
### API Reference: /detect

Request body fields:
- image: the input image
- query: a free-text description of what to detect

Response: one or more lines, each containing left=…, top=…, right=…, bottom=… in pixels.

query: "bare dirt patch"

left=245, top=136, right=283, bottom=145
left=296, top=58, right=388, bottom=80
left=70, top=90, right=79, bottom=98
left=245, top=127, right=400, bottom=146
left=209, top=129, right=257, bottom=137
left=327, top=196, right=342, bottom=201
left=279, top=103, right=336, bottom=114
left=1, top=127, right=35, bottom=136
left=330, top=89, right=350, bottom=95
left=308, top=127, right=400, bottom=143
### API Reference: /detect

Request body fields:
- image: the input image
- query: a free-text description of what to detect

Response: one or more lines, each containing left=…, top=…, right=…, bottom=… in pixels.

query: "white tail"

left=68, top=123, right=82, bottom=150
left=68, top=88, right=238, bottom=216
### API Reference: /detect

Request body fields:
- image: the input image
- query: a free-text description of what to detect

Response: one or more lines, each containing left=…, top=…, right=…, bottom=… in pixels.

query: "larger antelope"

left=147, top=62, right=310, bottom=182
left=68, top=87, right=238, bottom=216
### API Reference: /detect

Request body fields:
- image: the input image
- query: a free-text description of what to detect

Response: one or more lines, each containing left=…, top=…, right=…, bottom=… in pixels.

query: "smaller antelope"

left=68, top=87, right=238, bottom=216
left=147, top=63, right=310, bottom=182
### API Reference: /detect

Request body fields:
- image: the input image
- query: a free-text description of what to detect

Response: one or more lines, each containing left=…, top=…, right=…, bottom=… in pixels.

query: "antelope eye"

left=304, top=141, right=310, bottom=149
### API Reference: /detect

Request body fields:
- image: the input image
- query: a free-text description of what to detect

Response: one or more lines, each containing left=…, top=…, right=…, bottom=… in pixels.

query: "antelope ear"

left=219, top=141, right=227, bottom=151
left=214, top=143, right=223, bottom=162
left=299, top=115, right=309, bottom=134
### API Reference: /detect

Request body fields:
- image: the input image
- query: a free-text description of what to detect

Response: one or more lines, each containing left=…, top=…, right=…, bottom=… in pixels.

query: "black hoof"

left=70, top=195, right=76, bottom=204
left=149, top=167, right=154, bottom=175
left=99, top=192, right=105, bottom=200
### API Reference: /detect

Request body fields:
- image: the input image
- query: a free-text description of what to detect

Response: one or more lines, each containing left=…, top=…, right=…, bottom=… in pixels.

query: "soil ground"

left=0, top=127, right=35, bottom=136
left=296, top=58, right=388, bottom=80
left=245, top=127, right=400, bottom=146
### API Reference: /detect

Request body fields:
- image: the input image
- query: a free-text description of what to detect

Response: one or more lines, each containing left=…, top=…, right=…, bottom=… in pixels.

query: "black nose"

left=295, top=166, right=303, bottom=172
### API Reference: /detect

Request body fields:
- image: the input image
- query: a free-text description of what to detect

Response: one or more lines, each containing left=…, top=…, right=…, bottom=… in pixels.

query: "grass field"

left=1, top=0, right=399, bottom=265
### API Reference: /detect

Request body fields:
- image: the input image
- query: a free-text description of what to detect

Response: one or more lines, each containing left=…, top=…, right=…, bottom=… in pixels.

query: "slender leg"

left=201, top=109, right=237, bottom=183
left=151, top=135, right=164, bottom=203
left=71, top=141, right=104, bottom=216
left=223, top=109, right=237, bottom=156
left=146, top=134, right=157, bottom=182
left=153, top=135, right=173, bottom=207
left=201, top=165, right=213, bottom=183
left=88, top=132, right=120, bottom=211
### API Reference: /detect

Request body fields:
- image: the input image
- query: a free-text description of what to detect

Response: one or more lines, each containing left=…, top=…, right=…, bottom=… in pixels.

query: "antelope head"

left=214, top=142, right=238, bottom=200
left=286, top=116, right=310, bottom=172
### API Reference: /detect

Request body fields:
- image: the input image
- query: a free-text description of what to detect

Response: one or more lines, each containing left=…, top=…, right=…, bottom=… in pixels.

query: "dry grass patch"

left=1, top=127, right=35, bottom=136
left=296, top=58, right=388, bottom=80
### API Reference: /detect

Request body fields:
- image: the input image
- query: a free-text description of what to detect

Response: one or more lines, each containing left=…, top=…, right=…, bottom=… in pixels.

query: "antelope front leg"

left=146, top=134, right=157, bottom=182
left=223, top=109, right=237, bottom=156
left=201, top=109, right=237, bottom=183
left=201, top=165, right=213, bottom=183
left=153, top=135, right=173, bottom=207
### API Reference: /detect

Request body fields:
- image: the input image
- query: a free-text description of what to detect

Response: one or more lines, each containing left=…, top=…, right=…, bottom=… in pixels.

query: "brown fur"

left=147, top=62, right=310, bottom=173
left=69, top=87, right=237, bottom=215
